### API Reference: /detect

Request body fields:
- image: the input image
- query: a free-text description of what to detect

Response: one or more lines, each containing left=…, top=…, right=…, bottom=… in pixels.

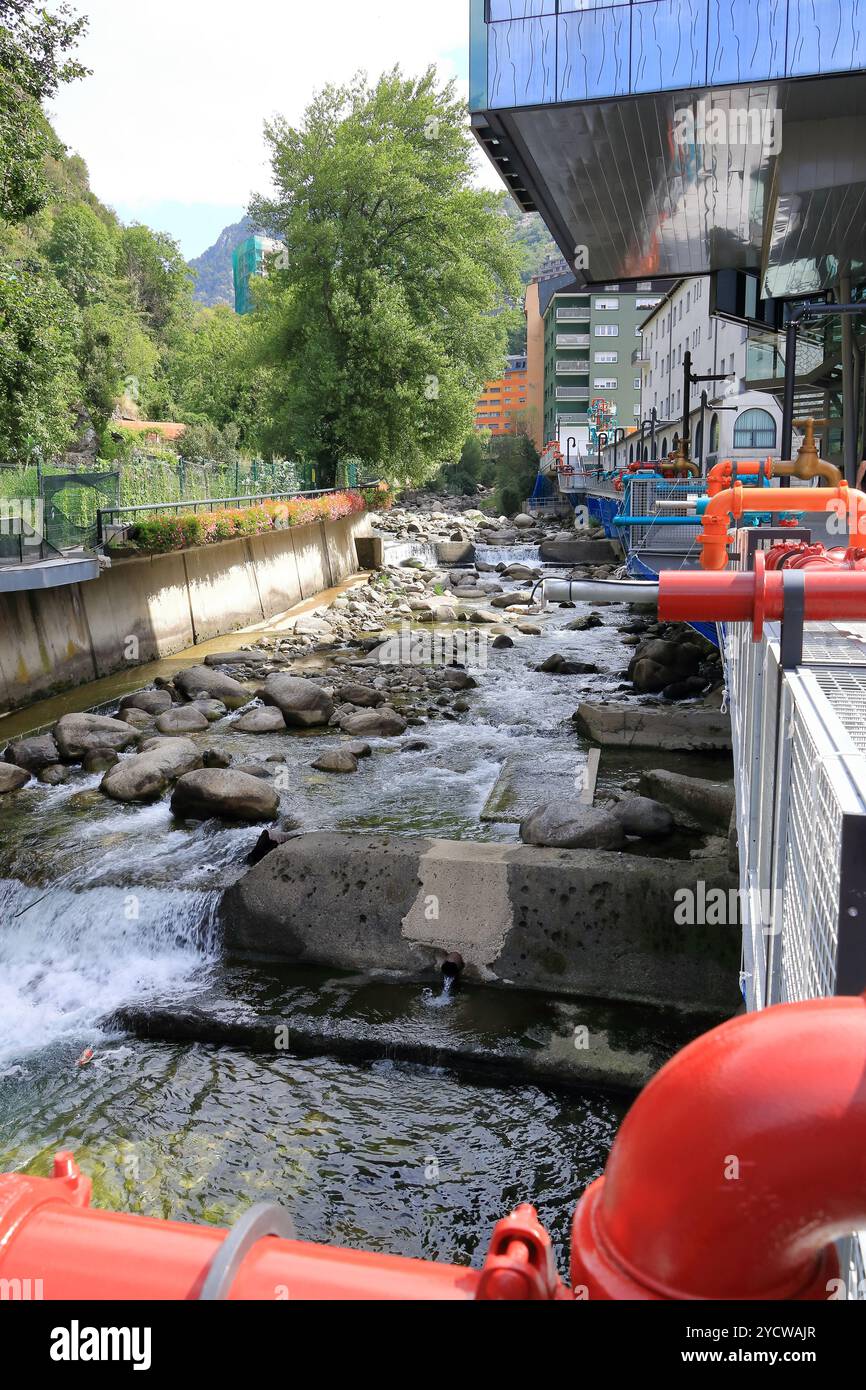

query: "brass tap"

left=773, top=418, right=841, bottom=486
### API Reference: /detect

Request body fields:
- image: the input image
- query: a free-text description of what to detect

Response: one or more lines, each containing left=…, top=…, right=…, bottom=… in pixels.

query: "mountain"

left=189, top=216, right=256, bottom=308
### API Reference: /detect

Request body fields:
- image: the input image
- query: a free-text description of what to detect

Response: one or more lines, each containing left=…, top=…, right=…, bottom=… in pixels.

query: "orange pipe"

left=706, top=458, right=773, bottom=497
left=571, top=992, right=866, bottom=1299
left=697, top=482, right=866, bottom=570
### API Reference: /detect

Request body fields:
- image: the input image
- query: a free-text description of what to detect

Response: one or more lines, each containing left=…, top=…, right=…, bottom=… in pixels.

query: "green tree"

left=493, top=430, right=539, bottom=516
left=438, top=431, right=494, bottom=495
left=46, top=203, right=118, bottom=306
left=165, top=305, right=264, bottom=445
left=250, top=68, right=521, bottom=486
left=0, top=2, right=88, bottom=225
left=119, top=223, right=194, bottom=337
left=78, top=298, right=160, bottom=423
left=0, top=259, right=78, bottom=459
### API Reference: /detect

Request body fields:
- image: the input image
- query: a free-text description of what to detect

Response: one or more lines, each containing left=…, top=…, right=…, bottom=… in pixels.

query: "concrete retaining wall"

left=0, top=512, right=371, bottom=713
left=222, top=832, right=740, bottom=1012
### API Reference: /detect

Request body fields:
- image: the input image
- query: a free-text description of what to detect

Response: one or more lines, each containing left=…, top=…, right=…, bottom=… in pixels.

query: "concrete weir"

left=222, top=832, right=739, bottom=1012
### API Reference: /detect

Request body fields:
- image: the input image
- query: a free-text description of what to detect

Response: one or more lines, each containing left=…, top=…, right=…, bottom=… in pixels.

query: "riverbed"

left=0, top=543, right=723, bottom=1267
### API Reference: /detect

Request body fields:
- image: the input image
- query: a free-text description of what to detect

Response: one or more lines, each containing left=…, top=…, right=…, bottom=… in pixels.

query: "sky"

left=48, top=0, right=500, bottom=261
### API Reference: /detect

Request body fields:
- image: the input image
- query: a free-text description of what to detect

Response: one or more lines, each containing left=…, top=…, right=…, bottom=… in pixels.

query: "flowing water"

left=0, top=549, right=720, bottom=1267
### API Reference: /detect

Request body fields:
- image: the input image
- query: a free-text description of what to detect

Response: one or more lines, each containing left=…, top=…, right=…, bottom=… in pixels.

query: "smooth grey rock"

left=520, top=802, right=626, bottom=849
left=0, top=764, right=30, bottom=794
left=440, top=669, right=477, bottom=691
left=257, top=674, right=334, bottom=728
left=155, top=707, right=210, bottom=736
left=118, top=709, right=154, bottom=730
left=4, top=733, right=60, bottom=773
left=191, top=698, right=228, bottom=722
left=492, top=635, right=514, bottom=649
left=54, top=714, right=138, bottom=762
left=101, top=738, right=202, bottom=804
left=38, top=764, right=69, bottom=786
left=312, top=749, right=359, bottom=774
left=171, top=769, right=279, bottom=822
left=83, top=750, right=119, bottom=773
left=174, top=666, right=250, bottom=709
left=344, top=741, right=372, bottom=759
left=612, top=796, right=675, bottom=840
left=203, top=749, right=232, bottom=769
left=336, top=684, right=385, bottom=709
left=234, top=707, right=287, bottom=734
left=338, top=707, right=407, bottom=738
left=639, top=769, right=735, bottom=831
left=119, top=690, right=173, bottom=716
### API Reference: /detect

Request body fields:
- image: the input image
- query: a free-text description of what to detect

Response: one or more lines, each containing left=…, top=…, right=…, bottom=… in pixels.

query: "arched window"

left=709, top=413, right=720, bottom=453
left=694, top=420, right=703, bottom=459
left=661, top=437, right=668, bottom=457
left=733, top=408, right=777, bottom=450
left=672, top=432, right=679, bottom=454
left=629, top=444, right=634, bottom=463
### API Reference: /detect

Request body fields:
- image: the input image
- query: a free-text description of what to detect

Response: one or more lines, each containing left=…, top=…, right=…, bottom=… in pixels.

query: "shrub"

left=127, top=490, right=367, bottom=554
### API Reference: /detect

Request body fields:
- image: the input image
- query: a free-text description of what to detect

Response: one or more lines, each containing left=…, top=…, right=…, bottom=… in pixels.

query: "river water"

left=0, top=548, right=713, bottom=1269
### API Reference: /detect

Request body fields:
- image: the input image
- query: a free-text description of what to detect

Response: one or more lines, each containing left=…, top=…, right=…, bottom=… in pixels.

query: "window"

left=661, top=437, right=668, bottom=456
left=709, top=414, right=720, bottom=453
left=635, top=297, right=661, bottom=310
left=633, top=405, right=641, bottom=418
left=595, top=298, right=619, bottom=310
left=604, top=283, right=620, bottom=291
left=595, top=324, right=618, bottom=337
left=628, top=445, right=634, bottom=463
left=594, top=377, right=617, bottom=390
left=634, top=378, right=641, bottom=390
left=636, top=281, right=652, bottom=291
left=733, top=408, right=777, bottom=450
left=594, top=351, right=618, bottom=363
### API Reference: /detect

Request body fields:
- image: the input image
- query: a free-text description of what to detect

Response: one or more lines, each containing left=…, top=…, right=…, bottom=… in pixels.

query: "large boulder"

left=536, top=654, right=600, bottom=675
left=101, top=738, right=202, bottom=804
left=155, top=706, right=210, bottom=736
left=312, top=749, right=359, bottom=774
left=119, top=690, right=173, bottom=716
left=0, top=764, right=31, bottom=795
left=234, top=706, right=287, bottom=734
left=336, top=684, right=386, bottom=709
left=338, top=707, right=407, bottom=738
left=4, top=733, right=60, bottom=773
left=54, top=714, right=139, bottom=763
left=257, top=674, right=334, bottom=728
left=173, top=665, right=250, bottom=709
left=520, top=802, right=626, bottom=849
left=573, top=702, right=732, bottom=752
left=612, top=796, right=674, bottom=840
left=171, top=769, right=280, bottom=822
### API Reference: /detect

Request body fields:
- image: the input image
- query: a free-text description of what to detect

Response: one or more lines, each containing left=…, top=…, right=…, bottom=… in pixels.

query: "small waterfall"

left=475, top=543, right=543, bottom=566
left=0, top=879, right=219, bottom=1065
left=381, top=540, right=440, bottom=568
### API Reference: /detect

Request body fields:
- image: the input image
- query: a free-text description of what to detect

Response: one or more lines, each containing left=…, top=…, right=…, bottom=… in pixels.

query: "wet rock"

left=119, top=709, right=154, bottom=730
left=0, top=764, right=31, bottom=794
left=233, top=763, right=275, bottom=780
left=203, top=749, right=232, bottom=769
left=247, top=827, right=300, bottom=866
left=513, top=514, right=535, bottom=529
left=402, top=739, right=431, bottom=752
left=565, top=614, right=604, bottom=632
left=574, top=702, right=732, bottom=752
left=38, top=764, right=69, bottom=786
left=519, top=803, right=626, bottom=849
left=516, top=623, right=542, bottom=636
left=612, top=797, right=675, bottom=840
left=101, top=737, right=202, bottom=804
left=492, top=635, right=514, bottom=649
left=204, top=649, right=272, bottom=666
left=119, top=690, right=173, bottom=716
left=257, top=674, right=334, bottom=728
left=662, top=675, right=708, bottom=701
left=234, top=706, right=287, bottom=734
left=191, top=698, right=228, bottom=722
left=339, top=707, right=407, bottom=738
left=171, top=769, right=280, bottom=822
left=440, top=669, right=477, bottom=691
left=489, top=592, right=527, bottom=609
left=536, top=654, right=600, bottom=675
left=174, top=665, right=250, bottom=709
left=4, top=733, right=60, bottom=773
left=312, top=749, right=359, bottom=774
left=54, top=714, right=139, bottom=763
left=344, top=741, right=372, bottom=759
left=155, top=707, right=210, bottom=736
left=336, top=683, right=385, bottom=708
left=468, top=609, right=498, bottom=624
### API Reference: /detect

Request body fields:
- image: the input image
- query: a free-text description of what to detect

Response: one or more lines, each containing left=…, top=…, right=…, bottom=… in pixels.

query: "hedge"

left=126, top=489, right=373, bottom=556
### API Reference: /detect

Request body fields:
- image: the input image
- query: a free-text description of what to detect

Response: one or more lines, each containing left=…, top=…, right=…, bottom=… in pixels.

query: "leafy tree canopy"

left=249, top=67, right=522, bottom=486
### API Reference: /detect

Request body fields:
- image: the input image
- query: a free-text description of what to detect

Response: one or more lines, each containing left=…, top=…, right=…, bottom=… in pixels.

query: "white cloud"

left=49, top=0, right=501, bottom=221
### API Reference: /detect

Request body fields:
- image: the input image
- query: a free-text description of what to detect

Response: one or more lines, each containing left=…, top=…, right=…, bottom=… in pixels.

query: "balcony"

left=557, top=333, right=590, bottom=348
left=556, top=307, right=590, bottom=321
left=556, top=386, right=590, bottom=400
left=556, top=360, right=589, bottom=375
left=632, top=347, right=649, bottom=366
left=556, top=413, right=586, bottom=424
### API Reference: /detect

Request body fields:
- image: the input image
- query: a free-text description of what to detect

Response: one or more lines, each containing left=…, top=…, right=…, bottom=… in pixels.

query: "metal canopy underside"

left=474, top=73, right=866, bottom=293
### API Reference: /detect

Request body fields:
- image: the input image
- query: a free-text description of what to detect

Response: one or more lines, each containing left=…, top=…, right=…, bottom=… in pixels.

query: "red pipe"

left=570, top=992, right=866, bottom=1300
left=697, top=482, right=866, bottom=570
left=659, top=550, right=866, bottom=638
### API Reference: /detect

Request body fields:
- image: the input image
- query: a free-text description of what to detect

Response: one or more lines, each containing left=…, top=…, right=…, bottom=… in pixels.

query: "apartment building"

left=528, top=276, right=675, bottom=455
left=474, top=355, right=529, bottom=436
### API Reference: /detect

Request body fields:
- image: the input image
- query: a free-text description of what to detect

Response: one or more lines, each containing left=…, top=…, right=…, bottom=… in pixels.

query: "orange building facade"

left=474, top=356, right=529, bottom=436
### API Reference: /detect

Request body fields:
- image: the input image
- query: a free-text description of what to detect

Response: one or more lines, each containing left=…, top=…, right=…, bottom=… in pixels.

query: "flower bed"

left=124, top=490, right=368, bottom=555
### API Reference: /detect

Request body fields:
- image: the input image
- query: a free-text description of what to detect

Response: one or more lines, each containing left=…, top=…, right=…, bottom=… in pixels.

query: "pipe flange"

left=753, top=549, right=767, bottom=641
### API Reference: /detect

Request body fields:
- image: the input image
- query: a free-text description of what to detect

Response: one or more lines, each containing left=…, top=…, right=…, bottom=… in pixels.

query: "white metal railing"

left=556, top=360, right=588, bottom=374
left=556, top=306, right=590, bottom=321
left=556, top=334, right=590, bottom=348
left=556, top=386, right=590, bottom=400
left=724, top=532, right=866, bottom=1298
